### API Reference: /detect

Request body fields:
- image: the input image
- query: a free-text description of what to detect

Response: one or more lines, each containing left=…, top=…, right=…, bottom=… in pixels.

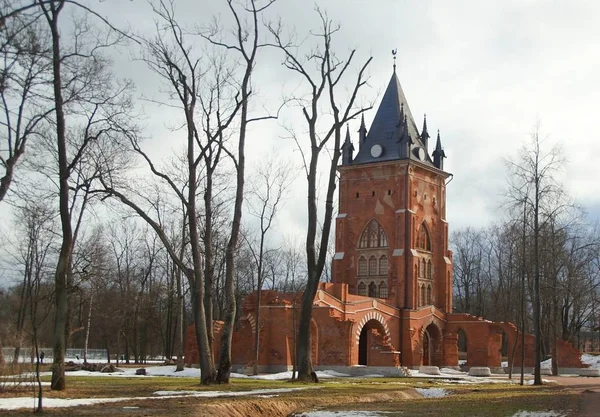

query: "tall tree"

left=268, top=9, right=372, bottom=381
left=33, top=0, right=133, bottom=390
left=506, top=124, right=565, bottom=385
left=201, top=0, right=278, bottom=383
left=244, top=157, right=292, bottom=375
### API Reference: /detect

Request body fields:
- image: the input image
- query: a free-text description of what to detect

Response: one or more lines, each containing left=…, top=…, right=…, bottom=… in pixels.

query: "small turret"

left=358, top=114, right=367, bottom=146
left=398, top=112, right=413, bottom=159
left=421, top=114, right=430, bottom=151
left=341, top=124, right=355, bottom=165
left=432, top=130, right=446, bottom=170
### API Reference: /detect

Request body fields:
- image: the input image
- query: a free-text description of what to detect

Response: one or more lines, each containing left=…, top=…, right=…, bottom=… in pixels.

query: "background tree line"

left=451, top=130, right=600, bottom=383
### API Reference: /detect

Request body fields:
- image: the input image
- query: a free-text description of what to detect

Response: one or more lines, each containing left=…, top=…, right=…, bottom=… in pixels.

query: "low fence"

left=2, top=348, right=108, bottom=363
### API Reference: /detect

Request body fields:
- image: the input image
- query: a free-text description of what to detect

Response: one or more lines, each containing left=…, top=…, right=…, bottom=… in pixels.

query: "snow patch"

left=0, top=387, right=314, bottom=410
left=415, top=388, right=448, bottom=398
left=511, top=411, right=565, bottom=417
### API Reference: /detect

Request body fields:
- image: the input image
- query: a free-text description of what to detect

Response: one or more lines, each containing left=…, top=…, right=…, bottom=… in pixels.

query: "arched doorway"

left=311, top=320, right=318, bottom=365
left=457, top=328, right=468, bottom=366
left=357, top=319, right=388, bottom=366
left=422, top=323, right=443, bottom=366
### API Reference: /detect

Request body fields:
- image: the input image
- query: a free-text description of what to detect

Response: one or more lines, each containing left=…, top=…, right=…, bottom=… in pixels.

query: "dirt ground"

left=546, top=376, right=600, bottom=417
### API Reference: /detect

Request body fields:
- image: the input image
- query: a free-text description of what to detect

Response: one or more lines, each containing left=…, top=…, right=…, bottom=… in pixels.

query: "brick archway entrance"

left=357, top=319, right=388, bottom=366
left=422, top=323, right=443, bottom=366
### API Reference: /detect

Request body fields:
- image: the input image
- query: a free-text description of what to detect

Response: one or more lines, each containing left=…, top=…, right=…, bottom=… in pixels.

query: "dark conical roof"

left=352, top=71, right=432, bottom=165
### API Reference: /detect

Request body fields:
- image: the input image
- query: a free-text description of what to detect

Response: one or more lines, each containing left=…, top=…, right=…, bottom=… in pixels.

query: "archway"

left=357, top=319, right=388, bottom=366
left=422, top=323, right=443, bottom=366
left=457, top=328, right=468, bottom=366
left=311, top=320, right=318, bottom=366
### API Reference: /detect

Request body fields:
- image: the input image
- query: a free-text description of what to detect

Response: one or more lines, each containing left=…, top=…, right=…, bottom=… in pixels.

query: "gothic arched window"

left=358, top=256, right=367, bottom=276
left=369, top=256, right=378, bottom=276
left=358, top=220, right=389, bottom=249
left=358, top=282, right=367, bottom=296
left=368, top=282, right=377, bottom=297
left=420, top=259, right=426, bottom=278
left=420, top=284, right=426, bottom=306
left=379, top=282, right=388, bottom=299
left=426, top=259, right=432, bottom=280
left=427, top=285, right=432, bottom=305
left=379, top=256, right=388, bottom=275
left=416, top=222, right=432, bottom=252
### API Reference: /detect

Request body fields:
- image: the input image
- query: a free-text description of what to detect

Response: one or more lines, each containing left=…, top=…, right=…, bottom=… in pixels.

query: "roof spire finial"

left=392, top=49, right=397, bottom=73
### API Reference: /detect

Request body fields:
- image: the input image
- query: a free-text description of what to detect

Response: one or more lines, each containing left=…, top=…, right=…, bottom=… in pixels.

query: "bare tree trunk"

left=83, top=293, right=93, bottom=364
left=0, top=333, right=5, bottom=366
left=42, top=0, right=71, bottom=391
left=216, top=106, right=245, bottom=382
left=533, top=158, right=542, bottom=385
left=176, top=265, right=184, bottom=372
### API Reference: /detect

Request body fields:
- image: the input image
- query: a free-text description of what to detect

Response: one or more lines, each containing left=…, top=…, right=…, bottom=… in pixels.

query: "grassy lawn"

left=0, top=373, right=582, bottom=416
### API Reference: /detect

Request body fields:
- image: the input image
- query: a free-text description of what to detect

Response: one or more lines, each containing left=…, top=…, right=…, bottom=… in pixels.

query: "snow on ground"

left=511, top=411, right=565, bottom=417
left=23, top=366, right=352, bottom=381
left=415, top=388, right=448, bottom=398
left=0, top=387, right=314, bottom=410
left=0, top=381, right=50, bottom=387
left=581, top=354, right=600, bottom=368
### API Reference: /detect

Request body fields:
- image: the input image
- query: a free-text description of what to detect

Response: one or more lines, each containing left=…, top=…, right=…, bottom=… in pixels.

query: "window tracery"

left=416, top=222, right=432, bottom=251
left=359, top=220, right=388, bottom=248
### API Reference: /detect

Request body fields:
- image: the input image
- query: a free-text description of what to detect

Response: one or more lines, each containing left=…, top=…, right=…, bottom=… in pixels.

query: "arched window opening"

left=379, top=282, right=388, bottom=299
left=420, top=259, right=426, bottom=278
left=426, top=259, right=432, bottom=280
left=379, top=256, right=388, bottom=275
left=368, top=282, right=377, bottom=297
left=358, top=220, right=389, bottom=249
left=358, top=282, right=367, bottom=296
left=427, top=285, right=432, bottom=305
left=416, top=223, right=432, bottom=251
left=369, top=256, right=378, bottom=276
left=358, top=256, right=367, bottom=276
left=420, top=284, right=426, bottom=306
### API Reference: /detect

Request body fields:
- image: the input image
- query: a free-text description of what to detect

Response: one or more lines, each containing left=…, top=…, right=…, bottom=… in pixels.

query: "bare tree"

left=0, top=2, right=53, bottom=202
left=244, top=157, right=292, bottom=375
left=201, top=0, right=278, bottom=383
left=506, top=124, right=565, bottom=385
left=31, top=0, right=134, bottom=390
left=268, top=9, right=372, bottom=381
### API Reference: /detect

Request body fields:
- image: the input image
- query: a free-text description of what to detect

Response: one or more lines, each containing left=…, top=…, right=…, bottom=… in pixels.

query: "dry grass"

left=0, top=372, right=584, bottom=416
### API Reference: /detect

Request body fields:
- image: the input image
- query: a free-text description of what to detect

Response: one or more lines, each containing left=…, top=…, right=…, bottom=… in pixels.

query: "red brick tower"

left=333, top=69, right=452, bottom=365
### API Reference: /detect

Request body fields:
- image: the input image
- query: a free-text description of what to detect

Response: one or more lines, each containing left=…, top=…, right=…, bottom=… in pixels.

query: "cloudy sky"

left=2, top=0, right=600, bottom=281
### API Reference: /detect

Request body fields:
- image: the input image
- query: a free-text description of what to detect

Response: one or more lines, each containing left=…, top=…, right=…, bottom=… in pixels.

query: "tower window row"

left=358, top=255, right=388, bottom=276
left=419, top=283, right=432, bottom=306
left=358, top=281, right=388, bottom=299
left=418, top=258, right=432, bottom=279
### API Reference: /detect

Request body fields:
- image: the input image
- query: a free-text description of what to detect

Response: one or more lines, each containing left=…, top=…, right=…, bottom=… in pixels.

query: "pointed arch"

left=358, top=282, right=367, bottom=296
left=379, top=281, right=388, bottom=298
left=358, top=219, right=389, bottom=249
left=358, top=256, right=367, bottom=276
left=427, top=284, right=432, bottom=305
left=379, top=255, right=388, bottom=275
left=368, top=281, right=377, bottom=297
left=420, top=284, right=425, bottom=307
left=426, top=259, right=432, bottom=279
left=416, top=222, right=432, bottom=251
left=368, top=255, right=377, bottom=276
